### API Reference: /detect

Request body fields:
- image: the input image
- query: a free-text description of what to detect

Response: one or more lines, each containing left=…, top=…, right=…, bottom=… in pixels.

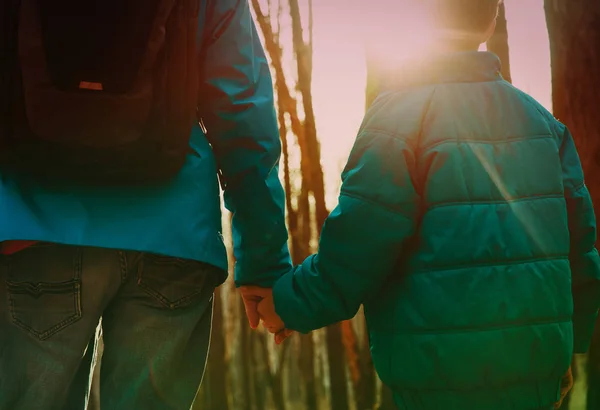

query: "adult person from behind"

left=0, top=0, right=290, bottom=409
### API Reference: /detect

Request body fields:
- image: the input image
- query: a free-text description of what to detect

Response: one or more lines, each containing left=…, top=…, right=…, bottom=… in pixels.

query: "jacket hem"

left=390, top=378, right=561, bottom=410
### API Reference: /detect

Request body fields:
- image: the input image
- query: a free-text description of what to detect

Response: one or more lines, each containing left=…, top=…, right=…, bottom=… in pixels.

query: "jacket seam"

left=423, top=133, right=552, bottom=152
left=362, top=86, right=437, bottom=154
left=359, top=128, right=411, bottom=148
left=390, top=375, right=562, bottom=393
left=426, top=193, right=564, bottom=210
left=375, top=317, right=571, bottom=336
left=339, top=191, right=414, bottom=220
left=409, top=255, right=569, bottom=276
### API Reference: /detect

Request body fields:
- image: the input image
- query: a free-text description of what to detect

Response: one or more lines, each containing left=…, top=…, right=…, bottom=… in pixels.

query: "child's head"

left=423, top=0, right=502, bottom=49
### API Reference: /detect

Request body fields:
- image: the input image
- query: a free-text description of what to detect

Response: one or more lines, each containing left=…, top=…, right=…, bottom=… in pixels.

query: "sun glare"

left=307, top=0, right=550, bottom=207
left=362, top=2, right=439, bottom=67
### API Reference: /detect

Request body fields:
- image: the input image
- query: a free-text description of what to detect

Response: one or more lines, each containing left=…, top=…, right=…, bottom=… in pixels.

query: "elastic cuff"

left=272, top=270, right=311, bottom=334
left=233, top=255, right=292, bottom=288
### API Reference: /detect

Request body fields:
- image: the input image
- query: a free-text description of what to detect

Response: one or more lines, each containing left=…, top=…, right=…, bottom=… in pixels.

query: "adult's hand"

left=256, top=296, right=294, bottom=344
left=239, top=286, right=271, bottom=329
left=255, top=293, right=285, bottom=332
left=239, top=285, right=294, bottom=344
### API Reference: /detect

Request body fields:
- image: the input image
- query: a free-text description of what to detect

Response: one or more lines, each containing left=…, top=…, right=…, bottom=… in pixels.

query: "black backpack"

left=0, top=0, right=200, bottom=184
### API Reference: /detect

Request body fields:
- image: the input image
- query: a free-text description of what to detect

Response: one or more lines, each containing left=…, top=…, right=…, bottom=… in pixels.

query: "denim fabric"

left=0, top=244, right=218, bottom=410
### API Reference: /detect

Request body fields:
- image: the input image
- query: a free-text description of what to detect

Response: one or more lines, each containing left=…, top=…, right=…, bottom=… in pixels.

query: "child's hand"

left=257, top=295, right=294, bottom=344
left=239, top=285, right=294, bottom=344
left=256, top=293, right=283, bottom=332
left=274, top=328, right=294, bottom=345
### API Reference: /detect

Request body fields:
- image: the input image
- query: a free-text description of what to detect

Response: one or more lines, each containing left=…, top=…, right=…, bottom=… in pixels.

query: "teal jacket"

left=0, top=0, right=291, bottom=287
left=273, top=52, right=600, bottom=410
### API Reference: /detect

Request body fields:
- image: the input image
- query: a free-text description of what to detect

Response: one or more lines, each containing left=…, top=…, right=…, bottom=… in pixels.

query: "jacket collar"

left=385, top=51, right=503, bottom=89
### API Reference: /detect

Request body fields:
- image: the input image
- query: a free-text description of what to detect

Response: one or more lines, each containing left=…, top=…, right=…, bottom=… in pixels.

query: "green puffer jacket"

left=273, top=52, right=600, bottom=410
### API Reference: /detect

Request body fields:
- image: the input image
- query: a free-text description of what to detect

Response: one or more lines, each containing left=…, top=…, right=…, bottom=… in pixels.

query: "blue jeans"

left=0, top=244, right=219, bottom=410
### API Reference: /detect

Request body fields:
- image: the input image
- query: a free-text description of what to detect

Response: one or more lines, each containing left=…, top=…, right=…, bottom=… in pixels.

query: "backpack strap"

left=0, top=0, right=21, bottom=146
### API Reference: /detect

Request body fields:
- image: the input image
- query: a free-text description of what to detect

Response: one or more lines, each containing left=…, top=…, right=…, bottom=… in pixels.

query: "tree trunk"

left=279, top=113, right=300, bottom=262
left=545, top=0, right=600, bottom=189
left=486, top=2, right=512, bottom=83
left=326, top=323, right=350, bottom=410
left=259, top=334, right=289, bottom=410
left=238, top=296, right=255, bottom=410
left=341, top=321, right=361, bottom=394
left=545, top=2, right=600, bottom=409
left=251, top=0, right=311, bottom=263
left=298, top=184, right=317, bottom=407
left=342, top=319, right=376, bottom=410
left=300, top=334, right=319, bottom=410
left=252, top=2, right=323, bottom=408
left=286, top=3, right=349, bottom=409
left=250, top=333, right=268, bottom=410
left=288, top=0, right=328, bottom=232
left=358, top=319, right=377, bottom=410
left=250, top=0, right=311, bottom=188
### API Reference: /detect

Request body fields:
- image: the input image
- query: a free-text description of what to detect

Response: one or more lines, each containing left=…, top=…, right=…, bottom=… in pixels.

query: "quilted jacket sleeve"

left=559, top=124, right=600, bottom=353
left=272, top=103, right=421, bottom=333
left=198, top=0, right=292, bottom=287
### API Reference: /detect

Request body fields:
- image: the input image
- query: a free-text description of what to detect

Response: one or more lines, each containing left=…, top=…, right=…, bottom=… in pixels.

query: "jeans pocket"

left=6, top=245, right=83, bottom=340
left=138, top=254, right=215, bottom=310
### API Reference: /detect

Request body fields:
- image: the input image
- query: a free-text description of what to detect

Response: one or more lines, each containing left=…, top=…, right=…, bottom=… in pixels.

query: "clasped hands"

left=240, top=286, right=294, bottom=344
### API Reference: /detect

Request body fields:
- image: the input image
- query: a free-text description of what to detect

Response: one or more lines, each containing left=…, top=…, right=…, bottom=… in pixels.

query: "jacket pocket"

left=137, top=253, right=216, bottom=310
left=6, top=245, right=83, bottom=340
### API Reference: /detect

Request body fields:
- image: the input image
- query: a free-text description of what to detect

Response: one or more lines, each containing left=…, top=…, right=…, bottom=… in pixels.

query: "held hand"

left=274, top=328, right=294, bottom=345
left=239, top=286, right=272, bottom=329
left=239, top=285, right=294, bottom=344
left=256, top=293, right=285, bottom=332
left=257, top=295, right=294, bottom=344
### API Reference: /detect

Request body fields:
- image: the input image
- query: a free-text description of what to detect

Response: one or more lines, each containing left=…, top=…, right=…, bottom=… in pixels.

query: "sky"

left=303, top=0, right=551, bottom=205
